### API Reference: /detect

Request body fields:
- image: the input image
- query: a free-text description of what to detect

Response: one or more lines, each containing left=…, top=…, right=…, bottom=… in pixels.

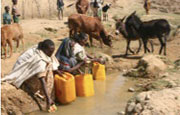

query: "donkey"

left=127, top=11, right=170, bottom=55
left=114, top=14, right=153, bottom=55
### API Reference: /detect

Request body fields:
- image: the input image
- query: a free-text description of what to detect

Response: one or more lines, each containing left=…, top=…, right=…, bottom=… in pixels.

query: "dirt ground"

left=1, top=0, right=180, bottom=77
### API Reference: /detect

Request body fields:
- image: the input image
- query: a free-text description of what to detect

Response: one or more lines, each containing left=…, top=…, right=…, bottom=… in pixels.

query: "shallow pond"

left=28, top=72, right=136, bottom=115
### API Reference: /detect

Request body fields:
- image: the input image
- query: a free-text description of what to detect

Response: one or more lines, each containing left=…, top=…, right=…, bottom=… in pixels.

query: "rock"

left=136, top=84, right=143, bottom=87
left=117, top=111, right=125, bottom=115
left=174, top=59, right=180, bottom=69
left=160, top=72, right=169, bottom=78
left=125, top=87, right=180, bottom=115
left=138, top=54, right=167, bottom=74
left=94, top=52, right=114, bottom=64
left=1, top=82, right=45, bottom=115
left=134, top=103, right=143, bottom=113
left=125, top=54, right=167, bottom=78
left=145, top=94, right=151, bottom=100
left=127, top=102, right=136, bottom=113
left=128, top=88, right=135, bottom=92
left=44, top=27, right=58, bottom=33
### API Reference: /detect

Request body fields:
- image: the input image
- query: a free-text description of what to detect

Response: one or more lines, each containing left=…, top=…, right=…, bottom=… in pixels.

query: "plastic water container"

left=75, top=74, right=95, bottom=97
left=54, top=73, right=76, bottom=104
left=92, top=62, right=106, bottom=80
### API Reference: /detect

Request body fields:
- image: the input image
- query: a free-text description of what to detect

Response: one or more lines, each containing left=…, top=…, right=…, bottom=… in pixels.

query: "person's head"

left=74, top=32, right=88, bottom=46
left=38, top=39, right=55, bottom=57
left=5, top=6, right=10, bottom=13
left=12, top=0, right=18, bottom=5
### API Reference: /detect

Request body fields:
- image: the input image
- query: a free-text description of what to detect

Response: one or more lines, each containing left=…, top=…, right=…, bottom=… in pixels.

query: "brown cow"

left=76, top=0, right=89, bottom=14
left=68, top=14, right=112, bottom=48
left=1, top=23, right=24, bottom=59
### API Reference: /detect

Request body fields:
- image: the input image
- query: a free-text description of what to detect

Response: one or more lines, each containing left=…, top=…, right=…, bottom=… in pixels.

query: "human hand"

left=57, top=70, right=64, bottom=76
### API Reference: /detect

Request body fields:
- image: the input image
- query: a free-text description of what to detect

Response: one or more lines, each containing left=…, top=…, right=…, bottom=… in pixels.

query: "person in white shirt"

left=2, top=39, right=62, bottom=111
left=73, top=33, right=102, bottom=63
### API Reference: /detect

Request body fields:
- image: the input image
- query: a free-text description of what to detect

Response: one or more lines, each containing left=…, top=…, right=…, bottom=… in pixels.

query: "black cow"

left=127, top=11, right=170, bottom=55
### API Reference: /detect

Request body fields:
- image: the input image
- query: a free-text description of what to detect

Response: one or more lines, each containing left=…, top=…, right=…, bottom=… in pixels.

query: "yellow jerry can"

left=92, top=62, right=106, bottom=80
left=75, top=74, right=95, bottom=97
left=54, top=73, right=76, bottom=104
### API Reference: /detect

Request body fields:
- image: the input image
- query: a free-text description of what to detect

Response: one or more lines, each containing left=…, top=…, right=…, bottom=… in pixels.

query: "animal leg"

left=164, top=36, right=167, bottom=55
left=158, top=36, right=164, bottom=55
left=149, top=40, right=154, bottom=53
left=143, top=39, right=148, bottom=54
left=61, top=9, right=63, bottom=20
left=16, top=39, right=20, bottom=49
left=136, top=39, right=142, bottom=54
left=99, top=38, right=103, bottom=48
left=7, top=39, right=13, bottom=58
left=21, top=38, right=25, bottom=50
left=125, top=40, right=135, bottom=55
left=125, top=40, right=129, bottom=55
left=2, top=43, right=7, bottom=59
left=89, top=35, right=93, bottom=47
left=69, top=29, right=74, bottom=38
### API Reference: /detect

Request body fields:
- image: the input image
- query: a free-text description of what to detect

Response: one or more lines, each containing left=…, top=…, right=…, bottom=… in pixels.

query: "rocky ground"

left=1, top=0, right=180, bottom=114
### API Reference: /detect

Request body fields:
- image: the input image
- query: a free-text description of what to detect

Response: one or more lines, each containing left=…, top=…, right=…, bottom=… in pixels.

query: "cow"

left=68, top=14, right=112, bottom=48
left=102, top=3, right=111, bottom=21
left=76, top=0, right=89, bottom=14
left=90, top=0, right=104, bottom=19
left=126, top=11, right=170, bottom=55
left=1, top=23, right=24, bottom=59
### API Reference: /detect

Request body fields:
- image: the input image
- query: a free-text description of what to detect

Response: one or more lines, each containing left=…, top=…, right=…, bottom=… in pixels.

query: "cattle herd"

left=1, top=0, right=171, bottom=59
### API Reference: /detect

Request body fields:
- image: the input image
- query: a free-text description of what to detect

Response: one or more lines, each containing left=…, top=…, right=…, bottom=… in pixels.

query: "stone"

left=145, top=94, right=151, bottom=100
left=1, top=82, right=45, bottom=115
left=117, top=111, right=125, bottom=115
left=128, top=88, right=135, bottom=92
left=127, top=102, right=136, bottom=112
left=94, top=52, right=114, bottom=65
left=125, top=87, right=180, bottom=114
left=134, top=103, right=143, bottom=113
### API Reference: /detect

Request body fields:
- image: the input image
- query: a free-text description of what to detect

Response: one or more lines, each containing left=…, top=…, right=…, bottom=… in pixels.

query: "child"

left=3, top=6, right=12, bottom=24
left=12, top=0, right=21, bottom=23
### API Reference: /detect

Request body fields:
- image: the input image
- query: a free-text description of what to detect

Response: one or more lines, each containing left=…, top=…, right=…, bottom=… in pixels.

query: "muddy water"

left=28, top=73, right=136, bottom=115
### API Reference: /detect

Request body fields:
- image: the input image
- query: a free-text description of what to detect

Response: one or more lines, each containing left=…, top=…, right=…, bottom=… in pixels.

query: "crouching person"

left=1, top=39, right=62, bottom=112
left=73, top=33, right=103, bottom=72
left=56, top=37, right=85, bottom=74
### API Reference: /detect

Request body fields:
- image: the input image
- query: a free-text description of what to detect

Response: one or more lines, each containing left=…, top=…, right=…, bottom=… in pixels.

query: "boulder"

left=124, top=54, right=167, bottom=78
left=94, top=52, right=114, bottom=65
left=1, top=82, right=44, bottom=115
left=125, top=87, right=180, bottom=115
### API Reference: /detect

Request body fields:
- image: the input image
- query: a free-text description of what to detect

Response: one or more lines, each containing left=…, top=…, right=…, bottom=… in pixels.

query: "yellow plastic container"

left=54, top=73, right=76, bottom=104
left=75, top=74, right=95, bottom=97
left=92, top=62, right=106, bottom=80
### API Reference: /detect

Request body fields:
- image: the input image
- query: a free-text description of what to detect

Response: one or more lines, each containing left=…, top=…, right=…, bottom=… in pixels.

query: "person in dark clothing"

left=57, top=0, right=64, bottom=20
left=12, top=0, right=21, bottom=23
